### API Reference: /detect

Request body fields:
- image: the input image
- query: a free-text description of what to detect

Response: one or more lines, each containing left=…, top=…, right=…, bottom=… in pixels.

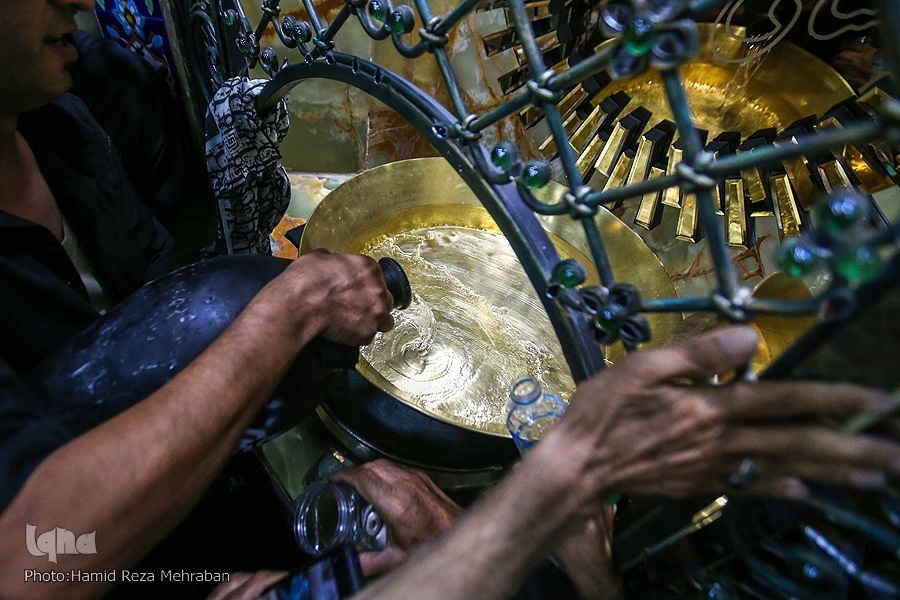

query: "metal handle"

left=379, top=257, right=412, bottom=310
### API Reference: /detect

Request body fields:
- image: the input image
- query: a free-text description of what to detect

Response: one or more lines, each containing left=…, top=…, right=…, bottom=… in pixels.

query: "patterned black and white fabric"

left=205, top=78, right=291, bottom=255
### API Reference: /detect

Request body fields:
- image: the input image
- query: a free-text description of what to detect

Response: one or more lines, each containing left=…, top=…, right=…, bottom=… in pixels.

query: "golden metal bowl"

left=594, top=23, right=855, bottom=139
left=300, top=157, right=680, bottom=436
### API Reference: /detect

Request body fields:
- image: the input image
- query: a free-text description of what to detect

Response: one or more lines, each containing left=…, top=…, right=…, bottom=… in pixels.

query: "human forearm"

left=553, top=515, right=626, bottom=600
left=353, top=432, right=602, bottom=600
left=0, top=282, right=320, bottom=599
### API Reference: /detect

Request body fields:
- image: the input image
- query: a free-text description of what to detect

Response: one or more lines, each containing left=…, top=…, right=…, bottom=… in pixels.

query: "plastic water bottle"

left=506, top=376, right=566, bottom=454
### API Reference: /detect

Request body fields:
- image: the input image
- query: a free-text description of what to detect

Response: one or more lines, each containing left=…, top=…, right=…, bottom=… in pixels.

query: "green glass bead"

left=552, top=260, right=586, bottom=289
left=368, top=0, right=386, bottom=22
left=522, top=159, right=550, bottom=189
left=622, top=17, right=654, bottom=57
left=491, top=141, right=517, bottom=171
left=594, top=309, right=620, bottom=334
left=387, top=7, right=412, bottom=36
left=260, top=50, right=275, bottom=69
left=834, top=246, right=883, bottom=283
left=778, top=237, right=820, bottom=278
left=223, top=9, right=235, bottom=26
left=815, top=193, right=864, bottom=235
left=236, top=36, right=249, bottom=53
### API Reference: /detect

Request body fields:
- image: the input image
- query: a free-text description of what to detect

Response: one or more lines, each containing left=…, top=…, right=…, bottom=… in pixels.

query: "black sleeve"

left=0, top=359, right=75, bottom=512
left=70, top=30, right=188, bottom=228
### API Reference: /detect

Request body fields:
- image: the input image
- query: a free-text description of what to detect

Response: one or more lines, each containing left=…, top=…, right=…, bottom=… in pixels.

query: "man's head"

left=0, top=0, right=94, bottom=119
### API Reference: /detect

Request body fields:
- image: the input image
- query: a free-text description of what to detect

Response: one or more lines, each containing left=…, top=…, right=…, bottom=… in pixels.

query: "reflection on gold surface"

left=301, top=158, right=680, bottom=436
left=676, top=193, right=700, bottom=242
left=770, top=174, right=803, bottom=241
left=663, top=144, right=683, bottom=207
left=819, top=159, right=854, bottom=192
left=750, top=274, right=817, bottom=374
left=725, top=178, right=748, bottom=248
left=776, top=137, right=819, bottom=211
left=814, top=116, right=895, bottom=194
left=541, top=24, right=866, bottom=243
left=603, top=153, right=634, bottom=193
left=592, top=25, right=854, bottom=140
left=359, top=227, right=577, bottom=435
left=635, top=166, right=665, bottom=229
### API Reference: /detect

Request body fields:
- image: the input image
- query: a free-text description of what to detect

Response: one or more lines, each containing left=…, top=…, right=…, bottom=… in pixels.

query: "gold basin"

left=300, top=157, right=681, bottom=436
left=594, top=23, right=854, bottom=139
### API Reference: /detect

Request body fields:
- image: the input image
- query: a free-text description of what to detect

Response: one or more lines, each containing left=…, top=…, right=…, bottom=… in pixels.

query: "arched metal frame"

left=160, top=0, right=900, bottom=594
left=256, top=54, right=607, bottom=380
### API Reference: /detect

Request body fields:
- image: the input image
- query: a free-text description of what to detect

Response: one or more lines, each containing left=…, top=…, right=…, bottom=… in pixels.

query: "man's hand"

left=257, top=250, right=395, bottom=348
left=549, top=326, right=900, bottom=510
left=552, top=506, right=624, bottom=600
left=206, top=571, right=288, bottom=600
left=330, top=459, right=463, bottom=576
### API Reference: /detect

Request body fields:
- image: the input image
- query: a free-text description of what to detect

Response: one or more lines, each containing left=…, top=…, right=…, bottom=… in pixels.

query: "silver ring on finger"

left=728, top=457, right=759, bottom=489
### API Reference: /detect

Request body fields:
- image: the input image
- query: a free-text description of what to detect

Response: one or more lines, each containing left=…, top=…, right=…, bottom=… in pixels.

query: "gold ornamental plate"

left=594, top=23, right=855, bottom=139
left=300, top=158, right=680, bottom=436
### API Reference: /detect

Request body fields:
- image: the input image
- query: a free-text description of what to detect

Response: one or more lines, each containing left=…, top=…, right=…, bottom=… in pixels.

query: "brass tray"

left=300, top=158, right=680, bottom=436
left=595, top=23, right=855, bottom=139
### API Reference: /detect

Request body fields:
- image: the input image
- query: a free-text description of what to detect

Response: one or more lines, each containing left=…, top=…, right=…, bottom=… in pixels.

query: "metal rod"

left=707, top=121, right=885, bottom=176
left=582, top=217, right=615, bottom=286
left=320, top=4, right=352, bottom=44
left=300, top=0, right=326, bottom=38
left=253, top=13, right=275, bottom=48
left=433, top=47, right=470, bottom=118
left=546, top=44, right=616, bottom=92
left=873, top=0, right=900, bottom=87
left=412, top=0, right=434, bottom=24
left=506, top=0, right=547, bottom=75
left=544, top=100, right=585, bottom=191
left=467, top=93, right=533, bottom=133
left=744, top=296, right=822, bottom=315
left=640, top=297, right=715, bottom=312
left=688, top=0, right=732, bottom=19
left=436, top=0, right=481, bottom=35
left=516, top=182, right=570, bottom=216
left=661, top=68, right=737, bottom=299
left=585, top=173, right=681, bottom=207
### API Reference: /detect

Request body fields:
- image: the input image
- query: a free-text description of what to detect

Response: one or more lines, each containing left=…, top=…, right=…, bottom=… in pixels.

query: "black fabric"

left=69, top=30, right=188, bottom=227
left=1, top=94, right=174, bottom=375
left=1, top=95, right=299, bottom=596
left=0, top=93, right=172, bottom=510
left=104, top=453, right=304, bottom=600
left=0, top=359, right=75, bottom=511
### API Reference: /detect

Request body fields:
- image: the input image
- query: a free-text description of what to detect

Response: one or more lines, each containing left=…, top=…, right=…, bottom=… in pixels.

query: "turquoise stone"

left=522, top=160, right=550, bottom=189
left=368, top=0, right=386, bottom=22
left=778, top=237, right=820, bottom=278
left=623, top=17, right=654, bottom=57
left=834, top=246, right=883, bottom=283
left=815, top=193, right=864, bottom=235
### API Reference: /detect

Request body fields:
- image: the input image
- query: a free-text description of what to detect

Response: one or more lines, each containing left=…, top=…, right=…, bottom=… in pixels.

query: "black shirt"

left=0, top=94, right=174, bottom=510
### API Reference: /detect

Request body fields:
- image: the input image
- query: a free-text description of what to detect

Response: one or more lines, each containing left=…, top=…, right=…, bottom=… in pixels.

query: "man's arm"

left=354, top=326, right=900, bottom=600
left=0, top=251, right=393, bottom=600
